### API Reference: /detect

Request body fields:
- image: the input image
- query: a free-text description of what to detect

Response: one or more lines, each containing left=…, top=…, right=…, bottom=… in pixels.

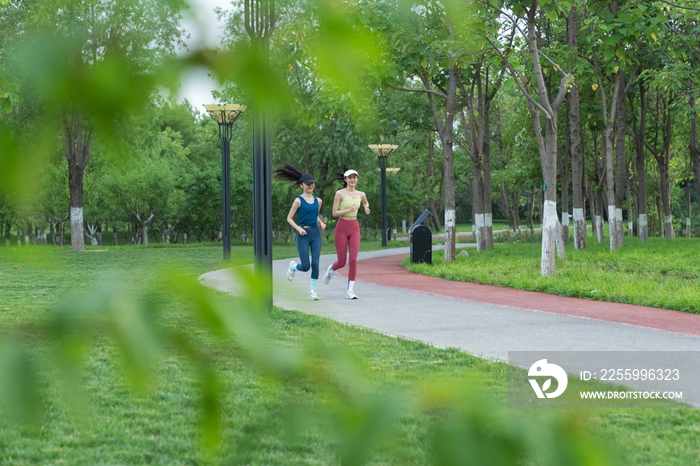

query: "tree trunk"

left=528, top=190, right=535, bottom=232
left=615, top=70, right=626, bottom=247
left=482, top=98, right=494, bottom=249
left=604, top=118, right=618, bottom=250
left=596, top=188, right=605, bottom=243
left=472, top=157, right=486, bottom=251
left=632, top=82, right=649, bottom=241
left=656, top=194, right=663, bottom=237
left=555, top=219, right=567, bottom=260
left=604, top=126, right=618, bottom=250
left=540, top=120, right=559, bottom=276
left=569, top=8, right=586, bottom=249
left=649, top=101, right=674, bottom=239
left=626, top=177, right=633, bottom=236
left=538, top=189, right=543, bottom=228
left=689, top=81, right=700, bottom=235
left=62, top=112, right=94, bottom=252
left=561, top=97, right=570, bottom=244
left=424, top=65, right=457, bottom=262
left=589, top=181, right=597, bottom=238
left=659, top=159, right=673, bottom=238
left=426, top=133, right=442, bottom=233
left=687, top=182, right=692, bottom=238
left=113, top=224, right=118, bottom=246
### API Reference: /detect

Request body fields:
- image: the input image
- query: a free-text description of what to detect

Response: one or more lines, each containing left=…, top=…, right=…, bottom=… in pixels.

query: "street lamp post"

left=203, top=104, right=246, bottom=261
left=368, top=144, right=398, bottom=247
left=246, top=0, right=275, bottom=310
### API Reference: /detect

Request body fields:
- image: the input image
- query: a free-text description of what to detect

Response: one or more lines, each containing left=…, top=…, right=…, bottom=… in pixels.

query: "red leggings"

left=332, top=218, right=360, bottom=280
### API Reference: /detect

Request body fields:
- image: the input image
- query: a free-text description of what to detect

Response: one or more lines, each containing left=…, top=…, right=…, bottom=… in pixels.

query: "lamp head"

left=368, top=144, right=397, bottom=168
left=203, top=104, right=247, bottom=125
left=368, top=144, right=398, bottom=158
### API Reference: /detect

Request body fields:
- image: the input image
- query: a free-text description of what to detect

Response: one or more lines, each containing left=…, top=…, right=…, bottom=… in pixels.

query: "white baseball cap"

left=344, top=169, right=359, bottom=177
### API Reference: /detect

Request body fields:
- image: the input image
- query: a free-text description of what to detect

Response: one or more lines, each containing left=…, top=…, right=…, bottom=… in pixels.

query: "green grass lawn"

left=1, top=244, right=699, bottom=464
left=408, top=234, right=700, bottom=314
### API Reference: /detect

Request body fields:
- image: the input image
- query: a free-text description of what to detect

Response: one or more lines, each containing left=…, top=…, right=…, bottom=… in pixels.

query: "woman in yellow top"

left=323, top=169, right=370, bottom=299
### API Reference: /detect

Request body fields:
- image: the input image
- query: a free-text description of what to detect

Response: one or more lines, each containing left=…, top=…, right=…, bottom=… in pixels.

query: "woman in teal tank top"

left=274, top=164, right=327, bottom=300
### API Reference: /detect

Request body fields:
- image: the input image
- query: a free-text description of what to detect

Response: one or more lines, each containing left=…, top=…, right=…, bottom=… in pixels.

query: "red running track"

left=340, top=253, right=700, bottom=338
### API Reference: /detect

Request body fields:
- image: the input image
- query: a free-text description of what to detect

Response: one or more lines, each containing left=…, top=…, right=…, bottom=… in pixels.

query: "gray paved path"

left=199, top=246, right=700, bottom=406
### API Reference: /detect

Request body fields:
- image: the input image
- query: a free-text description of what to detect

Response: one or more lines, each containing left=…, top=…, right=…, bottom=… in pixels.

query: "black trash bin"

left=409, top=209, right=432, bottom=265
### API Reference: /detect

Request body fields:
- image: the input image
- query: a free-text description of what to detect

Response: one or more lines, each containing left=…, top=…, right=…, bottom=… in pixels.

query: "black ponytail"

left=335, top=164, right=350, bottom=188
left=274, top=164, right=304, bottom=187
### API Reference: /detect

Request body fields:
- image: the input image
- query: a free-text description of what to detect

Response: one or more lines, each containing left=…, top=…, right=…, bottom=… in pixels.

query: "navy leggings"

left=296, top=227, right=322, bottom=279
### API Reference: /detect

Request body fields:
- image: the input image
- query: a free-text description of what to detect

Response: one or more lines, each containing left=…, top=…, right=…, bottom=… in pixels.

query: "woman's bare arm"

left=286, top=198, right=306, bottom=234
left=361, top=192, right=370, bottom=215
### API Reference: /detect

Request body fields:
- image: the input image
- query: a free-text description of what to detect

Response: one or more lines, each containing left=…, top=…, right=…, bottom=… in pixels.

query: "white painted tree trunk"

left=444, top=209, right=456, bottom=262
left=39, top=230, right=47, bottom=246
left=85, top=223, right=99, bottom=246
left=70, top=207, right=85, bottom=251
left=665, top=216, right=673, bottom=239
left=475, top=213, right=485, bottom=252
left=25, top=235, right=30, bottom=245
left=573, top=208, right=586, bottom=249
left=687, top=217, right=691, bottom=238
left=555, top=219, right=567, bottom=260
left=6, top=239, right=10, bottom=247
left=596, top=216, right=604, bottom=243
left=608, top=205, right=617, bottom=250
left=541, top=200, right=557, bottom=277
left=485, top=213, right=492, bottom=243
left=616, top=208, right=624, bottom=247
left=402, top=220, right=406, bottom=234
left=183, top=232, right=188, bottom=245
left=561, top=211, right=569, bottom=243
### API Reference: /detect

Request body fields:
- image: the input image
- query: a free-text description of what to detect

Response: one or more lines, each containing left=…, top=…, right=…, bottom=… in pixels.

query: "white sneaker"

left=287, top=261, right=296, bottom=281
left=308, top=290, right=319, bottom=300
left=346, top=290, right=358, bottom=300
left=323, top=264, right=334, bottom=284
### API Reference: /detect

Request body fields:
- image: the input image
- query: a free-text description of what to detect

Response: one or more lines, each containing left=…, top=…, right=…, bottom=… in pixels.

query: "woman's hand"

left=320, top=221, right=327, bottom=230
left=349, top=203, right=358, bottom=212
left=298, top=227, right=307, bottom=236
left=364, top=206, right=370, bottom=215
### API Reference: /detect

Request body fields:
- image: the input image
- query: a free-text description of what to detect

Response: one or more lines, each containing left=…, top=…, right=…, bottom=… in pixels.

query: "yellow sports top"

left=339, top=196, right=362, bottom=218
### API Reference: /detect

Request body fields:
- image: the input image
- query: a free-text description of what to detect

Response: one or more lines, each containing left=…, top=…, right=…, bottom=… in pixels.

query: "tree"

left=484, top=0, right=572, bottom=276
left=2, top=0, right=185, bottom=250
left=42, top=159, right=71, bottom=246
left=568, top=7, right=586, bottom=249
